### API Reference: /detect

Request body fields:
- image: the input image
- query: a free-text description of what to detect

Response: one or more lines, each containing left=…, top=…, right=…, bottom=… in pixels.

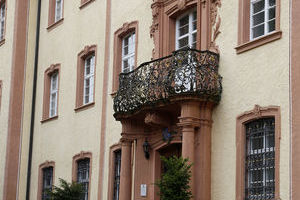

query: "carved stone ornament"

left=253, top=104, right=263, bottom=118
left=177, top=0, right=186, bottom=10
left=121, top=22, right=130, bottom=33
left=209, top=0, right=222, bottom=53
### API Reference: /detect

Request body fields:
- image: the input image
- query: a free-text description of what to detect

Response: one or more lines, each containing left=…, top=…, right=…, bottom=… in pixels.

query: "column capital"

left=120, top=137, right=133, bottom=146
left=177, top=117, right=201, bottom=128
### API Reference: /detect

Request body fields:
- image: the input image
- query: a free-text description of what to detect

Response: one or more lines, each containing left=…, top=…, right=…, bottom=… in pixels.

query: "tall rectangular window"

left=49, top=72, right=58, bottom=118
left=55, top=0, right=63, bottom=22
left=83, top=55, right=95, bottom=105
left=122, top=32, right=135, bottom=73
left=77, top=159, right=90, bottom=200
left=0, top=2, right=5, bottom=41
left=113, top=150, right=121, bottom=200
left=42, top=167, right=53, bottom=200
left=250, top=0, right=276, bottom=40
left=176, top=10, right=197, bottom=50
left=245, top=118, right=275, bottom=200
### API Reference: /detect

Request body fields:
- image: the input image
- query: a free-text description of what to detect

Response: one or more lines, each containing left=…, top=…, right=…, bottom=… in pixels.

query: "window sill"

left=74, top=102, right=95, bottom=112
left=235, top=31, right=282, bottom=54
left=79, top=0, right=95, bottom=9
left=47, top=18, right=64, bottom=31
left=0, top=39, right=5, bottom=47
left=41, top=115, right=58, bottom=123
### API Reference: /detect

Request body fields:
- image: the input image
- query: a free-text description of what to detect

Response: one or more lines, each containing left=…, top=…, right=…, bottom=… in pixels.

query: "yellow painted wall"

left=0, top=0, right=16, bottom=197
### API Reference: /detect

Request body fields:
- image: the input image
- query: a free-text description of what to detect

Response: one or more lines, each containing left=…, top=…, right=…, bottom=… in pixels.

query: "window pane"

left=179, top=15, right=189, bottom=27
left=269, top=7, right=275, bottom=20
left=252, top=24, right=265, bottom=38
left=178, top=37, right=189, bottom=49
left=192, top=33, right=197, bottom=48
left=252, top=12, right=265, bottom=26
left=253, top=0, right=265, bottom=14
left=179, top=25, right=189, bottom=37
left=123, top=60, right=129, bottom=73
left=269, top=0, right=276, bottom=6
left=123, top=46, right=128, bottom=56
left=268, top=19, right=275, bottom=32
left=113, top=150, right=121, bottom=200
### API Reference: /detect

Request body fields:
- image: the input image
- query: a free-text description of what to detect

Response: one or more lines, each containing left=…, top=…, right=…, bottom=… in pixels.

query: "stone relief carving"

left=209, top=0, right=222, bottom=53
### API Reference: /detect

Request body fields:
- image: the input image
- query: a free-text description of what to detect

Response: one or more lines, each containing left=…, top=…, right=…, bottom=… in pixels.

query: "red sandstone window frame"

left=37, top=161, right=55, bottom=200
left=79, top=0, right=95, bottom=9
left=112, top=21, right=138, bottom=94
left=75, top=45, right=97, bottom=111
left=236, top=105, right=280, bottom=200
left=107, top=143, right=122, bottom=200
left=47, top=0, right=64, bottom=31
left=41, top=64, right=60, bottom=123
left=0, top=0, right=7, bottom=46
left=235, top=0, right=282, bottom=54
left=72, top=151, right=93, bottom=200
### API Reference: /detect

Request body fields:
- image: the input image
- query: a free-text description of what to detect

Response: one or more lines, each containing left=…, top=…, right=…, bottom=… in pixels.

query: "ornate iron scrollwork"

left=113, top=48, right=222, bottom=115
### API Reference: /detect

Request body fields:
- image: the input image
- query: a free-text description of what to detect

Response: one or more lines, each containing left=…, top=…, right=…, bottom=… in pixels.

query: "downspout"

left=26, top=0, right=42, bottom=199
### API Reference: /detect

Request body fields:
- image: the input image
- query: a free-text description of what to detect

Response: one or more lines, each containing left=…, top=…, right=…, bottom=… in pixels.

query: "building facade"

left=1, top=0, right=300, bottom=200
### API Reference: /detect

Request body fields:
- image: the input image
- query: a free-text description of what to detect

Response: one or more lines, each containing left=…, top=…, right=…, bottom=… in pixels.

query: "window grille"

left=113, top=150, right=121, bottom=200
left=42, top=167, right=53, bottom=200
left=250, top=0, right=276, bottom=40
left=245, top=118, right=275, bottom=200
left=122, top=32, right=135, bottom=73
left=77, top=158, right=90, bottom=200
left=83, top=55, right=95, bottom=104
left=0, top=2, right=5, bottom=40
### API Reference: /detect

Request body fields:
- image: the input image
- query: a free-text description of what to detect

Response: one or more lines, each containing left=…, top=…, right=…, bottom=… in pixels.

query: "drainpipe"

left=26, top=0, right=42, bottom=199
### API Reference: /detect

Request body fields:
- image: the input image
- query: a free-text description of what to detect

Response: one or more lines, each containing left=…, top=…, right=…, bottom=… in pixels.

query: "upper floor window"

left=122, top=32, right=135, bottom=73
left=250, top=0, right=276, bottom=40
left=77, top=158, right=90, bottom=200
left=55, top=0, right=63, bottom=22
left=75, top=45, right=97, bottom=111
left=236, top=0, right=281, bottom=54
left=49, top=72, right=58, bottom=118
left=83, top=55, right=95, bottom=105
left=176, top=10, right=197, bottom=50
left=0, top=1, right=5, bottom=41
left=42, top=167, right=53, bottom=200
left=113, top=150, right=121, bottom=200
left=42, top=64, right=60, bottom=122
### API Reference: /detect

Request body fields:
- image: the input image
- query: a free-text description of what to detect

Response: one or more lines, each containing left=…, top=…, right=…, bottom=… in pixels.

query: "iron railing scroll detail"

left=113, top=48, right=222, bottom=115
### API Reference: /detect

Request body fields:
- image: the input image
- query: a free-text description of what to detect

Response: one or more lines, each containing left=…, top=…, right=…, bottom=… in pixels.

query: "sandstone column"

left=119, top=139, right=132, bottom=200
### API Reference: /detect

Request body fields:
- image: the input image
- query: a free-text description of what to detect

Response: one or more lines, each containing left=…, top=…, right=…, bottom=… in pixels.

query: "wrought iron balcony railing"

left=113, top=48, right=222, bottom=116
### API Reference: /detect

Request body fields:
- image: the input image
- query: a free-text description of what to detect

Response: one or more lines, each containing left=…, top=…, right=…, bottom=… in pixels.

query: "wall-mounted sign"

left=141, top=184, right=147, bottom=197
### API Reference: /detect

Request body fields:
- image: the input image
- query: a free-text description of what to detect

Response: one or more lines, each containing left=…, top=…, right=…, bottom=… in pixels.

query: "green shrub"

left=155, top=156, right=193, bottom=200
left=47, top=178, right=84, bottom=200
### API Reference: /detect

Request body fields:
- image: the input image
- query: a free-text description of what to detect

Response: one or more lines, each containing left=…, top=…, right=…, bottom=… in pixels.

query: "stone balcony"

left=113, top=48, right=222, bottom=118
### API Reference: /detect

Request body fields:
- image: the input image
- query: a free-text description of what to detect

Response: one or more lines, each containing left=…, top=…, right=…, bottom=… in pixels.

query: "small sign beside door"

left=140, top=184, right=147, bottom=197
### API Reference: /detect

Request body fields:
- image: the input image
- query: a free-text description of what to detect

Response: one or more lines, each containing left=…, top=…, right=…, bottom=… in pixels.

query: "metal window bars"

left=245, top=118, right=275, bottom=200
left=77, top=159, right=90, bottom=200
left=42, top=167, right=53, bottom=200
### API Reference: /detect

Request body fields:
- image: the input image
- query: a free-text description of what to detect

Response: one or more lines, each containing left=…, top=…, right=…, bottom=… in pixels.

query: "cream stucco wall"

left=22, top=0, right=108, bottom=199
left=211, top=1, right=290, bottom=199
left=0, top=0, right=16, bottom=198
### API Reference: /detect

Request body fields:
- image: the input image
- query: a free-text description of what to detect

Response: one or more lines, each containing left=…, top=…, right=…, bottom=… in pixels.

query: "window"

left=55, top=0, right=63, bottom=22
left=112, top=21, right=138, bottom=93
left=245, top=118, right=275, bottom=199
left=0, top=1, right=5, bottom=41
left=122, top=32, right=135, bottom=73
left=37, top=161, right=55, bottom=200
left=83, top=55, right=95, bottom=105
left=250, top=0, right=276, bottom=40
left=113, top=150, right=121, bottom=200
left=75, top=45, right=97, bottom=110
left=176, top=10, right=197, bottom=50
left=236, top=105, right=280, bottom=200
left=72, top=152, right=92, bottom=200
left=48, top=0, right=64, bottom=29
left=42, top=64, right=60, bottom=122
left=236, top=0, right=281, bottom=54
left=77, top=159, right=90, bottom=200
left=42, top=167, right=54, bottom=200
left=49, top=72, right=58, bottom=118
